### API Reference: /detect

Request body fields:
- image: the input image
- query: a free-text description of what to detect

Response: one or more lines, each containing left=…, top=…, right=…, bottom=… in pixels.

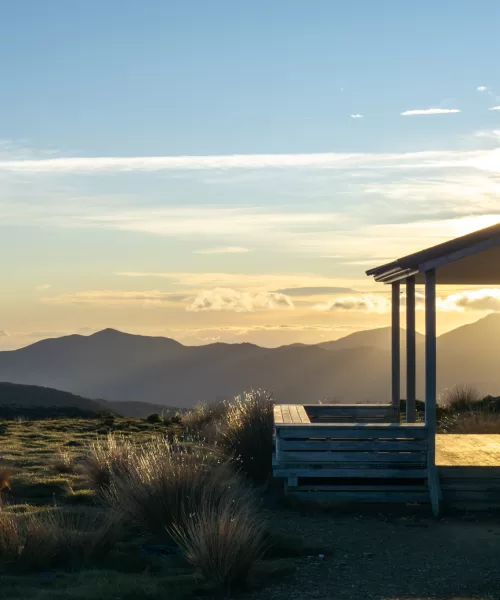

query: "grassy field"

left=0, top=403, right=316, bottom=600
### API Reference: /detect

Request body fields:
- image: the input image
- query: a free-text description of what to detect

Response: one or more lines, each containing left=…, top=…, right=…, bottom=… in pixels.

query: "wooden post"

left=392, top=282, right=401, bottom=412
left=425, top=269, right=441, bottom=516
left=406, top=276, right=416, bottom=423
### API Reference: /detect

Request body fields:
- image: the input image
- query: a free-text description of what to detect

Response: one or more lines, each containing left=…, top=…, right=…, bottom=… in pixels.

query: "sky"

left=1, top=0, right=500, bottom=350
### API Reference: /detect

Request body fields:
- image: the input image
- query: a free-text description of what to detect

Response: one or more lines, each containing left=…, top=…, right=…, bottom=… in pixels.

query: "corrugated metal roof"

left=366, top=222, right=500, bottom=283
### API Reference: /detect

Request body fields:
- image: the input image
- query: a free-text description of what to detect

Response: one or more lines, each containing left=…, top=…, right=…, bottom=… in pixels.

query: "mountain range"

left=0, top=314, right=499, bottom=408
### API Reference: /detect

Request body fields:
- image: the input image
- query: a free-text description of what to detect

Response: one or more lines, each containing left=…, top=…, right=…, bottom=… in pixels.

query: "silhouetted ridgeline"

left=0, top=382, right=179, bottom=419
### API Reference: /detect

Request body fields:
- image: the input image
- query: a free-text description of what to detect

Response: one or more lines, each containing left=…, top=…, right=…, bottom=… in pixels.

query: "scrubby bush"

left=146, top=413, right=162, bottom=424
left=172, top=492, right=266, bottom=588
left=217, top=389, right=274, bottom=483
left=104, top=437, right=242, bottom=536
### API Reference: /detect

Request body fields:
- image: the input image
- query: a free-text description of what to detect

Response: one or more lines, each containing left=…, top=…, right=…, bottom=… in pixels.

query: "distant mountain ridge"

left=1, top=315, right=500, bottom=407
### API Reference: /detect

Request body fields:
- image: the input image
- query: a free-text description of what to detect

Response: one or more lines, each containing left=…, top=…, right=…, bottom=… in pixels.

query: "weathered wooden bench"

left=273, top=404, right=440, bottom=513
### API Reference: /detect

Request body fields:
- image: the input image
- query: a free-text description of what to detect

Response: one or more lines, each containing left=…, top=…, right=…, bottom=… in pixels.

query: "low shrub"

left=146, top=413, right=162, bottom=424
left=172, top=492, right=266, bottom=588
left=217, top=389, right=274, bottom=483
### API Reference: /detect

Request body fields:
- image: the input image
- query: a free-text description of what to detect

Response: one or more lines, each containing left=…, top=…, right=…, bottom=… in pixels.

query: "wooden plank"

left=285, top=490, right=430, bottom=503
left=273, top=467, right=428, bottom=479
left=291, top=484, right=427, bottom=492
left=279, top=440, right=428, bottom=452
left=306, top=408, right=396, bottom=417
left=439, top=466, right=500, bottom=479
left=273, top=405, right=284, bottom=424
left=297, top=405, right=311, bottom=424
left=279, top=451, right=427, bottom=464
left=288, top=404, right=303, bottom=424
left=436, top=434, right=500, bottom=467
left=304, top=404, right=395, bottom=415
left=281, top=405, right=292, bottom=424
left=277, top=425, right=428, bottom=439
left=276, top=421, right=427, bottom=429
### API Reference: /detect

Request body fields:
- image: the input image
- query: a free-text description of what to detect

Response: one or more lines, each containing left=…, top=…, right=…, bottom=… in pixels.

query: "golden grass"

left=439, top=383, right=481, bottom=409
left=172, top=493, right=267, bottom=587
left=217, top=389, right=275, bottom=483
left=104, top=436, right=242, bottom=535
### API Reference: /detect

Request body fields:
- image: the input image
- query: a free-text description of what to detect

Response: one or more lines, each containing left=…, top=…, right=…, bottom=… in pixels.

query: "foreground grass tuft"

left=172, top=493, right=267, bottom=587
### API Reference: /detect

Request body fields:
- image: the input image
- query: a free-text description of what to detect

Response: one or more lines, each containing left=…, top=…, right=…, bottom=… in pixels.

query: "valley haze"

left=1, top=315, right=499, bottom=408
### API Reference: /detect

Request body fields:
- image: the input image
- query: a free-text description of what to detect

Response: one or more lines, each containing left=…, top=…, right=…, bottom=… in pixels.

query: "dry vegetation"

left=438, top=384, right=500, bottom=433
left=0, top=390, right=286, bottom=600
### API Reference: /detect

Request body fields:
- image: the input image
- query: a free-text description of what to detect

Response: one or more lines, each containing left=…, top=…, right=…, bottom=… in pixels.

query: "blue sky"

left=1, top=0, right=500, bottom=349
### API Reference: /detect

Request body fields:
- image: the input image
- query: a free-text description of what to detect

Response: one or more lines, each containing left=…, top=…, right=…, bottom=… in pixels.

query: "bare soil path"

left=251, top=507, right=500, bottom=600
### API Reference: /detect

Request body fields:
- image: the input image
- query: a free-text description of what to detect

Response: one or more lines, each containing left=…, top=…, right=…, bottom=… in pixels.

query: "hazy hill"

left=0, top=382, right=107, bottom=418
left=0, top=315, right=499, bottom=407
left=319, top=327, right=425, bottom=352
left=436, top=313, right=500, bottom=395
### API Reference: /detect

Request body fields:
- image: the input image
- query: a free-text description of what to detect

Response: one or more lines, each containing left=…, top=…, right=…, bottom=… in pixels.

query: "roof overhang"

left=366, top=223, right=500, bottom=285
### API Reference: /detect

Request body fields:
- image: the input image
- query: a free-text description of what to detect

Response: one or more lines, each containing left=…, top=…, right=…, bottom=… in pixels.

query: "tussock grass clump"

left=0, top=508, right=118, bottom=571
left=443, top=409, right=500, bottom=434
left=80, top=434, right=136, bottom=496
left=439, top=384, right=481, bottom=409
left=172, top=493, right=266, bottom=587
left=0, top=512, right=21, bottom=562
left=182, top=399, right=228, bottom=440
left=52, top=449, right=75, bottom=474
left=217, top=390, right=274, bottom=483
left=105, top=437, right=242, bottom=536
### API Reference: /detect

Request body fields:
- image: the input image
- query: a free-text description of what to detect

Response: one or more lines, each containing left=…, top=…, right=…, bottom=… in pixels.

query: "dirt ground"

left=250, top=506, right=500, bottom=600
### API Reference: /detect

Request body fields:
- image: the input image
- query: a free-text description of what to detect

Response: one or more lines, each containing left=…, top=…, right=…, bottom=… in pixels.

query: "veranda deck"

left=273, top=405, right=500, bottom=510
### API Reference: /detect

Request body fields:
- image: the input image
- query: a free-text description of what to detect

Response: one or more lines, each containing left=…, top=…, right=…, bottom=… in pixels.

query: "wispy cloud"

left=0, top=148, right=481, bottom=174
left=193, top=246, right=251, bottom=255
left=274, top=286, right=356, bottom=296
left=400, top=108, right=461, bottom=116
left=489, top=106, right=500, bottom=111
left=187, top=288, right=294, bottom=312
left=477, top=86, right=488, bottom=92
left=350, top=114, right=364, bottom=119
left=40, top=290, right=182, bottom=306
left=116, top=271, right=362, bottom=292
left=35, top=283, right=51, bottom=291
